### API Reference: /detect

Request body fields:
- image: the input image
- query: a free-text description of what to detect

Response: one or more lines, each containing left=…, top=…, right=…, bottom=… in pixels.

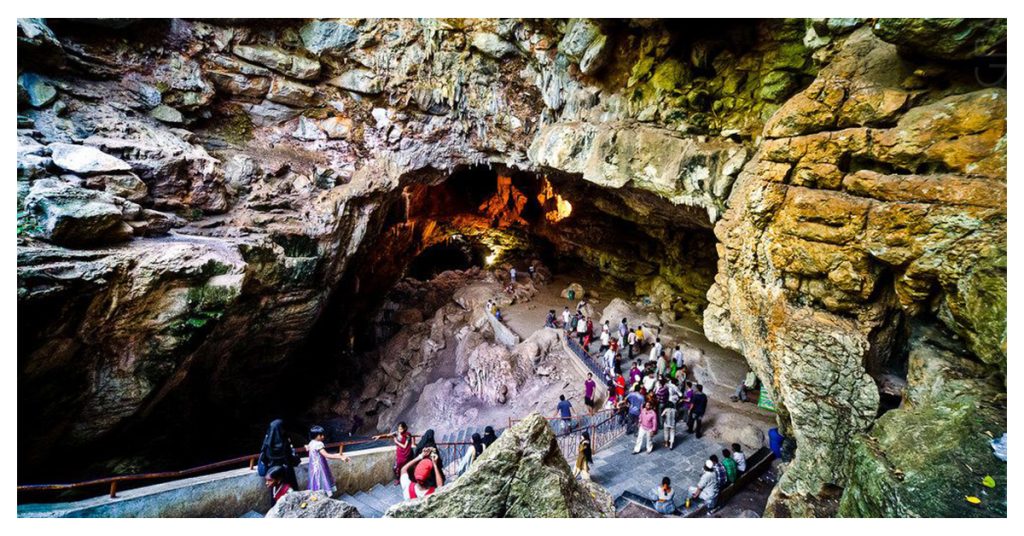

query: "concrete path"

left=588, top=428, right=725, bottom=507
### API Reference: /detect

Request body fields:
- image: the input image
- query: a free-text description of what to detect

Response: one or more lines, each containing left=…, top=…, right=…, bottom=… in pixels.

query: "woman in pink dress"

left=375, top=422, right=414, bottom=482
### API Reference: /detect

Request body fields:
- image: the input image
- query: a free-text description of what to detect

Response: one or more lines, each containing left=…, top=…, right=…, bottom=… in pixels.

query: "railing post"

left=109, top=481, right=117, bottom=499
left=249, top=456, right=255, bottom=471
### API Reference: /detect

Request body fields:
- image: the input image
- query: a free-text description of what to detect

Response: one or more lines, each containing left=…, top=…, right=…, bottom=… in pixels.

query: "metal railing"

left=510, top=409, right=627, bottom=466
left=16, top=435, right=411, bottom=500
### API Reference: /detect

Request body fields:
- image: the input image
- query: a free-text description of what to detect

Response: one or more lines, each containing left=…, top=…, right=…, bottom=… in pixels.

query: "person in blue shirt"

left=555, top=394, right=574, bottom=434
left=626, top=385, right=645, bottom=436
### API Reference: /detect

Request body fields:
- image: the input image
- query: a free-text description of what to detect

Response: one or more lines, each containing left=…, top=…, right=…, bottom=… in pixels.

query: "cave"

left=16, top=17, right=1007, bottom=518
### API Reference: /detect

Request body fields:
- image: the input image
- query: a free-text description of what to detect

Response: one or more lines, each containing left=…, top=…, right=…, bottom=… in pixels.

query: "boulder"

left=148, top=105, right=184, bottom=124
left=49, top=143, right=133, bottom=175
left=207, top=70, right=271, bottom=99
left=24, top=183, right=133, bottom=247
left=470, top=32, right=517, bottom=59
left=232, top=44, right=320, bottom=80
left=328, top=68, right=384, bottom=95
left=266, top=77, right=318, bottom=107
left=83, top=173, right=149, bottom=202
left=300, top=20, right=360, bottom=55
left=265, top=490, right=362, bottom=518
left=321, top=116, right=353, bottom=139
left=385, top=413, right=615, bottom=518
left=17, top=72, right=57, bottom=108
left=872, top=18, right=1006, bottom=61
left=560, top=282, right=585, bottom=300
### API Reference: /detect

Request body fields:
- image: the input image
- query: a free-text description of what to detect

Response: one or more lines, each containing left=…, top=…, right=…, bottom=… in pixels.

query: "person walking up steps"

left=576, top=315, right=588, bottom=346
left=633, top=401, right=658, bottom=454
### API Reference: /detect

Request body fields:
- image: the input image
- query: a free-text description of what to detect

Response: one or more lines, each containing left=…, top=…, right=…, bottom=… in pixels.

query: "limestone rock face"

left=16, top=19, right=1005, bottom=516
left=266, top=490, right=362, bottom=518
left=704, top=27, right=1006, bottom=516
left=385, top=413, right=615, bottom=518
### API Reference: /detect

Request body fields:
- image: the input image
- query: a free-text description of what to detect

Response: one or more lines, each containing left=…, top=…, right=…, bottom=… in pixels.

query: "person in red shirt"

left=614, top=371, right=627, bottom=398
left=400, top=447, right=445, bottom=500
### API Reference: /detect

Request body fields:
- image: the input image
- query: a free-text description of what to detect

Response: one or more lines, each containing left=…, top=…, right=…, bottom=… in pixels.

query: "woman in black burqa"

left=411, top=429, right=445, bottom=487
left=257, top=419, right=300, bottom=490
left=481, top=426, right=498, bottom=449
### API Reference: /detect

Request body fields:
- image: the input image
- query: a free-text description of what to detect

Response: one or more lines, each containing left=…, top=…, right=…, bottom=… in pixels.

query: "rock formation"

left=17, top=17, right=1005, bottom=517
left=265, top=490, right=362, bottom=518
left=385, top=413, right=615, bottom=518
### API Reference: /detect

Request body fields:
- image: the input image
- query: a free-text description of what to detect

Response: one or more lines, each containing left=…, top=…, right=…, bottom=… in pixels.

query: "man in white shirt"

left=673, top=345, right=684, bottom=368
left=649, top=338, right=663, bottom=363
left=600, top=330, right=611, bottom=352
left=562, top=307, right=571, bottom=330
left=604, top=347, right=616, bottom=372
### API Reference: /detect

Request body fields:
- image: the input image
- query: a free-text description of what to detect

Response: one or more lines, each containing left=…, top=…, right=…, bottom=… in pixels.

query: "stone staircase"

left=337, top=425, right=500, bottom=518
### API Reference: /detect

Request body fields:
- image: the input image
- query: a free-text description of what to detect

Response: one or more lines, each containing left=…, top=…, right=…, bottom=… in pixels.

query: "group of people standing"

left=256, top=419, right=500, bottom=505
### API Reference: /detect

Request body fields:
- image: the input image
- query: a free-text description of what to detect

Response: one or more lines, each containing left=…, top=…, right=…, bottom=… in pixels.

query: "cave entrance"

left=407, top=236, right=486, bottom=280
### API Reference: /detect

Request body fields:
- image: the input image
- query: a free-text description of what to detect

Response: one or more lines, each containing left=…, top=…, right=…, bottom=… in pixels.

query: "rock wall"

left=703, top=23, right=1006, bottom=516
left=16, top=17, right=1006, bottom=517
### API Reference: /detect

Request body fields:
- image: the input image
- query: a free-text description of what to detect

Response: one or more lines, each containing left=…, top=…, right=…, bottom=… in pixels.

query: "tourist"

left=635, top=325, right=645, bottom=348
left=413, top=430, right=446, bottom=487
left=732, top=369, right=758, bottom=402
left=633, top=401, right=658, bottom=454
left=721, top=449, right=739, bottom=484
left=576, top=315, right=588, bottom=346
left=667, top=378, right=682, bottom=408
left=265, top=465, right=292, bottom=504
left=257, top=419, right=300, bottom=491
left=629, top=361, right=643, bottom=387
left=510, top=267, right=517, bottom=282
left=481, top=426, right=498, bottom=449
left=584, top=373, right=597, bottom=416
left=732, top=443, right=747, bottom=473
left=576, top=298, right=586, bottom=314
left=627, top=328, right=637, bottom=358
left=373, top=421, right=414, bottom=481
left=653, top=477, right=676, bottom=515
left=609, top=335, right=619, bottom=355
left=574, top=431, right=593, bottom=481
left=650, top=337, right=663, bottom=363
left=690, top=460, right=720, bottom=513
left=456, top=433, right=484, bottom=476
left=672, top=345, right=684, bottom=370
left=661, top=395, right=678, bottom=449
left=619, top=317, right=629, bottom=340
left=528, top=265, right=536, bottom=279
left=545, top=309, right=556, bottom=328
left=615, top=392, right=630, bottom=427
left=599, top=329, right=611, bottom=353
left=602, top=319, right=610, bottom=333
left=709, top=454, right=728, bottom=491
left=562, top=307, right=572, bottom=330
left=642, top=369, right=658, bottom=393
left=614, top=370, right=627, bottom=398
left=681, top=381, right=694, bottom=425
left=306, top=425, right=350, bottom=494
left=687, top=384, right=708, bottom=438
left=626, top=385, right=644, bottom=435
left=655, top=350, right=667, bottom=376
left=494, top=308, right=503, bottom=321
left=675, top=363, right=688, bottom=385
left=586, top=317, right=594, bottom=338
left=400, top=447, right=444, bottom=500
left=603, top=346, right=616, bottom=373
left=556, top=394, right=574, bottom=434
left=655, top=378, right=670, bottom=411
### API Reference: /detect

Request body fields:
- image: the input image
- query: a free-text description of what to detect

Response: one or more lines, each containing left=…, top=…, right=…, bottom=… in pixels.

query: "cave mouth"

left=24, top=164, right=724, bottom=488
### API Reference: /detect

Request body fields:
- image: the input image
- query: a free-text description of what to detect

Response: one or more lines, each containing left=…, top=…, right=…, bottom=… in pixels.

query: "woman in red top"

left=265, top=466, right=292, bottom=504
left=375, top=421, right=414, bottom=482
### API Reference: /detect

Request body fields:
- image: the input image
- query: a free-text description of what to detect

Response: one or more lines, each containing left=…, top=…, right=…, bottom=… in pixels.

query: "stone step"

left=354, top=488, right=391, bottom=514
left=340, top=492, right=381, bottom=518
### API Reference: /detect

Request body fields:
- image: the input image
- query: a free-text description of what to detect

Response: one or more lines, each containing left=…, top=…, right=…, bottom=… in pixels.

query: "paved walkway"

left=589, top=428, right=725, bottom=506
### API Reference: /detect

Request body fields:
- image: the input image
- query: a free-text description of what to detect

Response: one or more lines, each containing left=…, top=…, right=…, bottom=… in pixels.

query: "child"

left=732, top=443, right=747, bottom=473
left=306, top=425, right=350, bottom=494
